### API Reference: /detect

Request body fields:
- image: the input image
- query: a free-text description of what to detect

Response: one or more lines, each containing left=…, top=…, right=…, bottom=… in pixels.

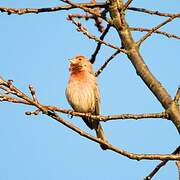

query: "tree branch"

left=1, top=4, right=179, bottom=19
left=61, top=0, right=104, bottom=19
left=68, top=16, right=127, bottom=53
left=0, top=95, right=29, bottom=104
left=128, top=7, right=180, bottom=18
left=47, top=106, right=170, bottom=121
left=0, top=3, right=106, bottom=15
left=0, top=94, right=169, bottom=121
left=90, top=24, right=111, bottom=64
left=108, top=0, right=180, bottom=132
left=144, top=146, right=180, bottom=180
left=174, top=86, right=180, bottom=104
left=0, top=93, right=169, bottom=121
left=40, top=110, right=180, bottom=161
left=176, top=160, right=180, bottom=180
left=123, top=0, right=133, bottom=11
left=95, top=50, right=120, bottom=76
left=0, top=75, right=170, bottom=122
left=130, top=27, right=180, bottom=40
left=0, top=77, right=179, bottom=161
left=137, top=14, right=180, bottom=46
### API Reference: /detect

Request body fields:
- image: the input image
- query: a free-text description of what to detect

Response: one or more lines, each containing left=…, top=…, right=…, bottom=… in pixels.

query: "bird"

left=66, top=55, right=108, bottom=150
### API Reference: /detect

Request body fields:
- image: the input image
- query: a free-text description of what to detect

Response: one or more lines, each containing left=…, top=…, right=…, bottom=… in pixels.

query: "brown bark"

left=108, top=0, right=180, bottom=132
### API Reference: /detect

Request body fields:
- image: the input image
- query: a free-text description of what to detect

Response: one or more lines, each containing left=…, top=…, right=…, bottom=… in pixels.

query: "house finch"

left=66, top=55, right=108, bottom=150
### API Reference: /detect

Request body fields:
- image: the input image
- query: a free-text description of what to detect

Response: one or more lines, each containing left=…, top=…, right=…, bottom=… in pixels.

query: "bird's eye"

left=78, top=58, right=82, bottom=61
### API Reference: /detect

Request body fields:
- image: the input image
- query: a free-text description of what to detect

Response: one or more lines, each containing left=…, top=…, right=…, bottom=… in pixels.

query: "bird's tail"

left=82, top=117, right=108, bottom=150
left=95, top=123, right=108, bottom=150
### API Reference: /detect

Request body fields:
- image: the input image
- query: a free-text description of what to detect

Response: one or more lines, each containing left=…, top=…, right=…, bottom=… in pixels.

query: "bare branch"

left=130, top=27, right=180, bottom=40
left=93, top=15, right=105, bottom=33
left=29, top=84, right=38, bottom=103
left=42, top=109, right=180, bottom=161
left=0, top=77, right=179, bottom=161
left=25, top=109, right=41, bottom=116
left=174, top=86, right=180, bottom=104
left=0, top=95, right=29, bottom=104
left=89, top=0, right=105, bottom=33
left=0, top=94, right=169, bottom=121
left=0, top=3, right=106, bottom=15
left=108, top=0, right=180, bottom=132
left=61, top=0, right=103, bottom=19
left=67, top=12, right=105, bottom=33
left=0, top=88, right=169, bottom=122
left=123, top=0, right=133, bottom=11
left=68, top=17, right=127, bottom=53
left=66, top=13, right=92, bottom=20
left=144, top=146, right=180, bottom=180
left=128, top=7, right=180, bottom=18
left=137, top=14, right=180, bottom=46
left=0, top=85, right=9, bottom=92
left=90, top=24, right=111, bottom=64
left=1, top=3, right=179, bottom=19
left=176, top=160, right=180, bottom=180
left=46, top=106, right=169, bottom=121
left=95, top=50, right=120, bottom=76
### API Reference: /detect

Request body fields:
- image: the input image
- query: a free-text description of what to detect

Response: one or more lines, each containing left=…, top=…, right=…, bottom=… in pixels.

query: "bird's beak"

left=68, top=58, right=76, bottom=64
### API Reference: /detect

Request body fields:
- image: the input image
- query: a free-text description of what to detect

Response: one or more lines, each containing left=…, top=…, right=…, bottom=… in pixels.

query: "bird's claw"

left=67, top=109, right=73, bottom=119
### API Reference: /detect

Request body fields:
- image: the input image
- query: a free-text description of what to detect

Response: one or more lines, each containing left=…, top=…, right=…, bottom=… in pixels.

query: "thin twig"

left=90, top=24, right=111, bottom=64
left=0, top=85, right=9, bottom=92
left=29, top=84, right=38, bottom=103
left=61, top=0, right=112, bottom=24
left=174, top=86, right=180, bottom=104
left=137, top=14, right=180, bottom=46
left=0, top=95, right=29, bottom=104
left=123, top=0, right=133, bottom=11
left=130, top=27, right=180, bottom=40
left=68, top=17, right=127, bottom=53
left=128, top=7, right=180, bottom=18
left=93, top=15, right=105, bottom=33
left=90, top=0, right=105, bottom=33
left=67, top=13, right=92, bottom=20
left=176, top=160, right=180, bottom=180
left=95, top=50, right=120, bottom=76
left=65, top=0, right=105, bottom=33
left=0, top=3, right=106, bottom=15
left=25, top=109, right=40, bottom=116
left=68, top=13, right=105, bottom=32
left=46, top=106, right=169, bottom=121
left=144, top=146, right=180, bottom=180
left=61, top=0, right=102, bottom=19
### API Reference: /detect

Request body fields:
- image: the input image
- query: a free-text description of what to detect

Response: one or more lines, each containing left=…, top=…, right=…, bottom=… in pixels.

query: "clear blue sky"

left=0, top=1, right=179, bottom=180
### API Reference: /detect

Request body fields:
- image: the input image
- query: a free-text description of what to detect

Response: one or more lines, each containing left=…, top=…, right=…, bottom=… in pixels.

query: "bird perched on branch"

left=66, top=55, right=108, bottom=150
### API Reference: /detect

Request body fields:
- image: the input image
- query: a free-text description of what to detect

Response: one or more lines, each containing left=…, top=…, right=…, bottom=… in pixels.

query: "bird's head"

left=69, top=55, right=93, bottom=74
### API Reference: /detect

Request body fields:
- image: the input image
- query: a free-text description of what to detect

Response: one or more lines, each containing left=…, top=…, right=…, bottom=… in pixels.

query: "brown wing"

left=94, top=81, right=100, bottom=116
left=82, top=76, right=100, bottom=130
